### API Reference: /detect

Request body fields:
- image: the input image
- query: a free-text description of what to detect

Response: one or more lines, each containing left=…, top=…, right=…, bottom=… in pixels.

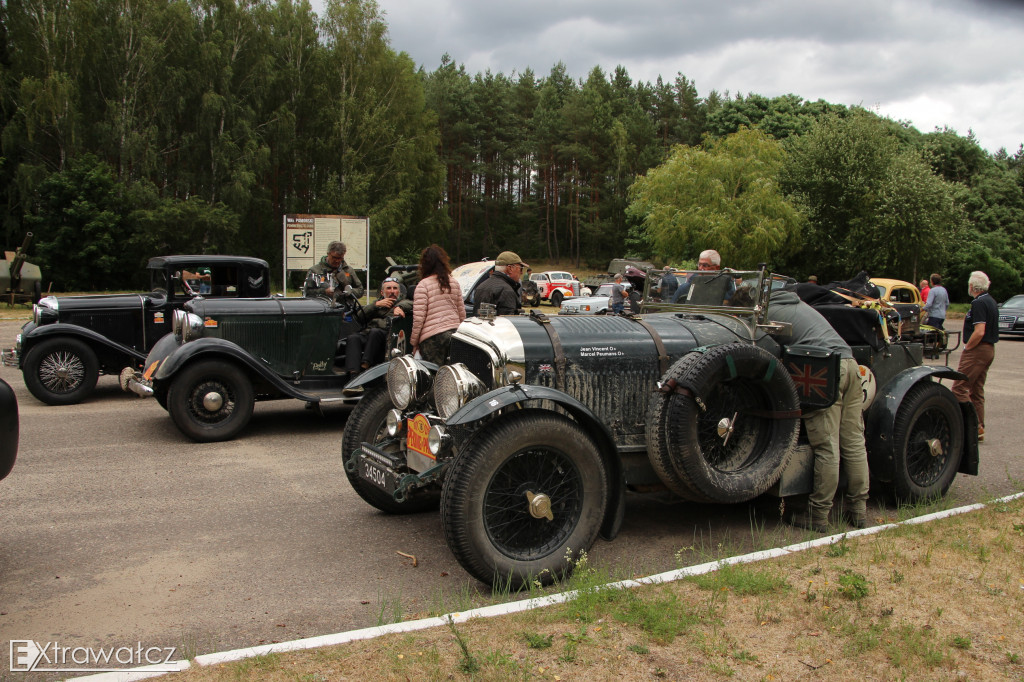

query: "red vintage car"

left=526, top=271, right=581, bottom=307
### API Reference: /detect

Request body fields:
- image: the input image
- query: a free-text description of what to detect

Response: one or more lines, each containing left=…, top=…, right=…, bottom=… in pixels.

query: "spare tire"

left=646, top=343, right=800, bottom=503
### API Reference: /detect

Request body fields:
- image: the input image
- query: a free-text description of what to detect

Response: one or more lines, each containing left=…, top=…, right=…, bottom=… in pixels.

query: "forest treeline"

left=2, top=0, right=1023, bottom=299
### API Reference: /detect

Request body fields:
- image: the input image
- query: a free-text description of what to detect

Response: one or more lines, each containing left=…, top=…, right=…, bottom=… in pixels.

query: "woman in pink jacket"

left=411, top=244, right=465, bottom=365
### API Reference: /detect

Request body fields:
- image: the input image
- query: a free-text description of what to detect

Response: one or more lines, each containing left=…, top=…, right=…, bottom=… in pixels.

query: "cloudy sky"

left=358, top=0, right=1024, bottom=154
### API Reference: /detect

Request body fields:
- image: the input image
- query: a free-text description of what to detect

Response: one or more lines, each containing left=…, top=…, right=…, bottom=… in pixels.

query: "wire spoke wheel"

left=483, top=447, right=583, bottom=562
left=38, top=349, right=86, bottom=394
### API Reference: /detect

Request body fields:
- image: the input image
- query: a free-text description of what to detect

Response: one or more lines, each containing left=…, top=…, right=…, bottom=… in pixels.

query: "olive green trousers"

left=803, top=357, right=870, bottom=523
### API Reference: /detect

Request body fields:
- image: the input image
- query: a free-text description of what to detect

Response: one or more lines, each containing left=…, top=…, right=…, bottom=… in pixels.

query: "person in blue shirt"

left=922, top=273, right=950, bottom=329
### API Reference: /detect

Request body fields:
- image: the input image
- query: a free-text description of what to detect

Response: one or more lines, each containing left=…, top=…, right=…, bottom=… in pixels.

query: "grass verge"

left=169, top=496, right=1024, bottom=681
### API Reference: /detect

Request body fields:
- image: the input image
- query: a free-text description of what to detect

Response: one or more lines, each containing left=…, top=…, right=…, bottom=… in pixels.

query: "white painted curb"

left=68, top=490, right=1024, bottom=680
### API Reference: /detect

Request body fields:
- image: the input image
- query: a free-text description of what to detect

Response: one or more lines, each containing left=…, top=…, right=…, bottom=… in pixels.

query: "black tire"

left=167, top=360, right=254, bottom=442
left=550, top=290, right=564, bottom=308
left=440, top=410, right=608, bottom=588
left=890, top=382, right=963, bottom=501
left=532, top=295, right=541, bottom=307
left=23, top=337, right=99, bottom=405
left=646, top=344, right=800, bottom=503
left=341, top=387, right=440, bottom=514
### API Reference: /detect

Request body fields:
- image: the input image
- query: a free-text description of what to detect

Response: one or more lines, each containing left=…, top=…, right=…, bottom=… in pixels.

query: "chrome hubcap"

left=202, top=391, right=224, bottom=412
left=525, top=490, right=554, bottom=521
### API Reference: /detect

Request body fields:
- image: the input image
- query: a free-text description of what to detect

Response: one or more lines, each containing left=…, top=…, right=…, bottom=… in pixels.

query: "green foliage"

left=687, top=561, right=790, bottom=596
left=837, top=570, right=871, bottom=600
left=781, top=109, right=966, bottom=283
left=627, top=127, right=805, bottom=267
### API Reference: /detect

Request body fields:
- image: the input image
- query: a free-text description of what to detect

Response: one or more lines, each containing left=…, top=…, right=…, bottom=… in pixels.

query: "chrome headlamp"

left=172, top=309, right=187, bottom=340
left=428, top=424, right=450, bottom=456
left=386, top=355, right=431, bottom=410
left=433, top=363, right=487, bottom=419
left=386, top=409, right=404, bottom=437
left=180, top=312, right=204, bottom=343
left=32, top=298, right=58, bottom=325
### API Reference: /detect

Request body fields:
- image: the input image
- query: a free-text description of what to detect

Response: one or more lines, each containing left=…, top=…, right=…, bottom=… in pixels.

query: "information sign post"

left=282, top=214, right=370, bottom=298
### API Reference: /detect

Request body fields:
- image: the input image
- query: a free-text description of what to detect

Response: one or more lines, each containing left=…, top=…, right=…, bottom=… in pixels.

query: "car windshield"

left=549, top=272, right=571, bottom=280
left=1003, top=295, right=1024, bottom=307
left=594, top=284, right=613, bottom=296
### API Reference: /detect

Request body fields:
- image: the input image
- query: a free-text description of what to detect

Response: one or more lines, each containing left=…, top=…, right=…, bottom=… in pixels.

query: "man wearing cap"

left=303, top=241, right=364, bottom=301
left=474, top=251, right=527, bottom=316
left=343, top=277, right=412, bottom=381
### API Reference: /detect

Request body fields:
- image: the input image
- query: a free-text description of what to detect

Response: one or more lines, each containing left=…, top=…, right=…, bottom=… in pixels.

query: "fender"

left=447, top=383, right=625, bottom=541
left=22, top=323, right=147, bottom=365
left=864, top=365, right=967, bottom=481
left=346, top=358, right=440, bottom=390
left=153, top=338, right=314, bottom=401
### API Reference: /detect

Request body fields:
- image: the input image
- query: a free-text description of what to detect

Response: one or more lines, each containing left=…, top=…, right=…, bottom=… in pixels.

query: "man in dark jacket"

left=764, top=288, right=869, bottom=532
left=344, top=277, right=412, bottom=379
left=303, top=241, right=364, bottom=300
left=473, top=251, right=527, bottom=316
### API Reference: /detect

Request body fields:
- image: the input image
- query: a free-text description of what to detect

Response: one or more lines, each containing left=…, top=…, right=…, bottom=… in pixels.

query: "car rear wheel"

left=23, top=337, right=99, bottom=405
left=341, top=387, right=440, bottom=514
left=167, top=360, right=254, bottom=442
left=646, top=344, right=800, bottom=503
left=890, top=382, right=963, bottom=501
left=440, top=410, right=608, bottom=588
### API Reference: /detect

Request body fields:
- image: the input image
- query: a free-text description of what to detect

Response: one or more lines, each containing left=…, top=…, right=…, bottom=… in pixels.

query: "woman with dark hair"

left=411, top=244, right=465, bottom=365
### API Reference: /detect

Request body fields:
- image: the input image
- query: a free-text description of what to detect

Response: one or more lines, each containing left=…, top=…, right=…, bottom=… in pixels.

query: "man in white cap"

left=474, top=251, right=528, bottom=316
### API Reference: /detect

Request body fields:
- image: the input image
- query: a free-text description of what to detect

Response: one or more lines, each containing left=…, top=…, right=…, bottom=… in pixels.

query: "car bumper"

left=122, top=368, right=154, bottom=397
left=1, top=348, right=18, bottom=367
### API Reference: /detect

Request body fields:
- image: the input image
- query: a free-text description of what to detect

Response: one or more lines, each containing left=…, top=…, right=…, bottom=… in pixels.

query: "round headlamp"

left=386, top=356, right=431, bottom=410
left=433, top=363, right=487, bottom=419
left=172, top=309, right=187, bottom=340
left=180, top=312, right=204, bottom=343
left=386, top=408, right=404, bottom=437
left=428, top=424, right=450, bottom=456
left=32, top=299, right=57, bottom=325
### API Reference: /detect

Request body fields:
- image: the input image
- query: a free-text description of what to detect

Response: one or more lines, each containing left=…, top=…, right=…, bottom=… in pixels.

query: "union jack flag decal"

left=788, top=361, right=830, bottom=400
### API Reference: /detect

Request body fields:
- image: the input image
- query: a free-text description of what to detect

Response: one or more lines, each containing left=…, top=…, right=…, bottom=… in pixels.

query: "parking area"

left=1, top=316, right=1021, bottom=669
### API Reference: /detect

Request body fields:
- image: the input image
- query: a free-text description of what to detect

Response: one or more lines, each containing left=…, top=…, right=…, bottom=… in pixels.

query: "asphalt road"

left=1, top=315, right=1021, bottom=674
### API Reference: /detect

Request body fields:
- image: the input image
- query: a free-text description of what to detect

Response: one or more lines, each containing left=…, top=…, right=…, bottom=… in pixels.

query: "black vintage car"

left=126, top=264, right=416, bottom=443
left=1, top=255, right=270, bottom=405
left=0, top=377, right=18, bottom=483
left=341, top=267, right=979, bottom=587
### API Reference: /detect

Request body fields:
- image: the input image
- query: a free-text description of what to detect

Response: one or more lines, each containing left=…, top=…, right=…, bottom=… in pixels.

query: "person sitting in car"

left=343, top=277, right=411, bottom=381
left=303, top=241, right=364, bottom=301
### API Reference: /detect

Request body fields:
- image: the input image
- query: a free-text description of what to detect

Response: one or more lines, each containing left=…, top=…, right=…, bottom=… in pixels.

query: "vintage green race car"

left=342, top=267, right=979, bottom=587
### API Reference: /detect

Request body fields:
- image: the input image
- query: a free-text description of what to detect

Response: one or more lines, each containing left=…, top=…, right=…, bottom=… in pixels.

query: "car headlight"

left=32, top=301, right=57, bottom=325
left=386, top=355, right=432, bottom=410
left=428, top=424, right=450, bottom=455
left=180, top=312, right=204, bottom=342
left=433, top=363, right=487, bottom=419
left=172, top=309, right=187, bottom=340
left=386, top=409, right=404, bottom=436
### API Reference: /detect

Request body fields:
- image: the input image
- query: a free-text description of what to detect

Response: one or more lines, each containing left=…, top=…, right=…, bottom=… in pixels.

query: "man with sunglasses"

left=473, top=251, right=527, bottom=316
left=303, top=241, right=364, bottom=301
left=671, top=249, right=735, bottom=304
left=343, top=277, right=411, bottom=382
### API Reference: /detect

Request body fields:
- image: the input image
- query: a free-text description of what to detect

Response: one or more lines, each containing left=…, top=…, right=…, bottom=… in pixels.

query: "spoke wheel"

left=441, top=410, right=607, bottom=588
left=891, top=382, right=963, bottom=501
left=23, top=338, right=99, bottom=405
left=167, top=360, right=253, bottom=442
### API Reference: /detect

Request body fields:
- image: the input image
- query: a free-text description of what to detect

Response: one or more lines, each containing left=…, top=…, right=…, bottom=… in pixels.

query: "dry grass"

left=172, top=497, right=1024, bottom=681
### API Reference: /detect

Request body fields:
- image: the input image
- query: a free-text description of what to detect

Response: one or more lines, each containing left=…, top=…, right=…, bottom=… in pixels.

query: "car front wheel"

left=23, top=337, right=99, bottom=405
left=550, top=290, right=564, bottom=308
left=440, top=410, right=608, bottom=588
left=341, top=387, right=440, bottom=514
left=167, top=360, right=254, bottom=442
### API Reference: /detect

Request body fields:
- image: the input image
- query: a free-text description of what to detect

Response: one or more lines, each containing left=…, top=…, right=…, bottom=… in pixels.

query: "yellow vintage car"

left=870, top=277, right=923, bottom=305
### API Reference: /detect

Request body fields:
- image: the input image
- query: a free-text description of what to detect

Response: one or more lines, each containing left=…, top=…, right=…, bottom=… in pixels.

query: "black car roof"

left=146, top=255, right=269, bottom=269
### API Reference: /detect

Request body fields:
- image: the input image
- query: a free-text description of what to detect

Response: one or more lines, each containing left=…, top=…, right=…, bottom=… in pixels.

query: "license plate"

left=1000, top=322, right=1012, bottom=330
left=406, top=414, right=434, bottom=460
left=358, top=444, right=397, bottom=494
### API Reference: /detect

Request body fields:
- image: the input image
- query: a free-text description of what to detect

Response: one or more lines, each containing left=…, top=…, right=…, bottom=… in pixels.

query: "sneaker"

left=978, top=425, right=985, bottom=442
left=786, top=512, right=829, bottom=534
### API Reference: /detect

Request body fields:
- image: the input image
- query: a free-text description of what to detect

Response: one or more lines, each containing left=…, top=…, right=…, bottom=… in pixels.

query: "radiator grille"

left=449, top=339, right=493, bottom=388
